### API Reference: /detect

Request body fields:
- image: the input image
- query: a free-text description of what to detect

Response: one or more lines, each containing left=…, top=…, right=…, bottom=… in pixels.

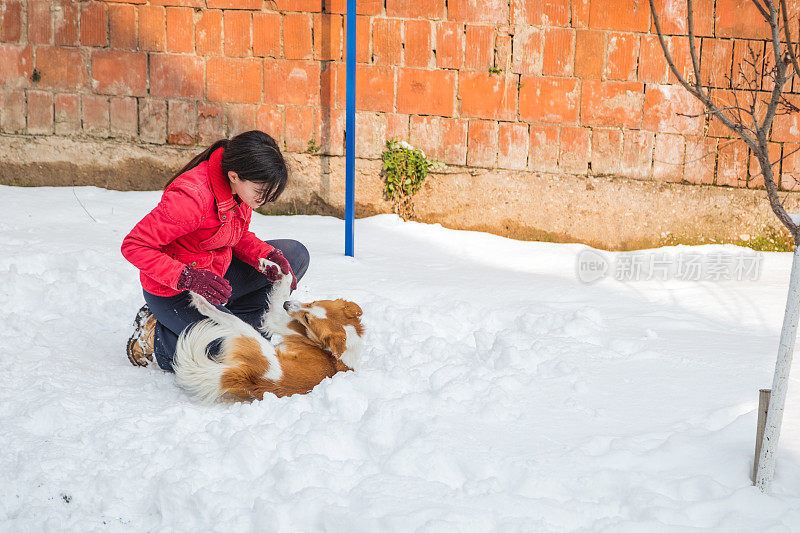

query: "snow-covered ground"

left=1, top=184, right=799, bottom=531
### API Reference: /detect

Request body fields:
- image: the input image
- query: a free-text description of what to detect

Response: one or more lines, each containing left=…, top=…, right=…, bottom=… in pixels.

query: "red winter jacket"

left=121, top=146, right=274, bottom=297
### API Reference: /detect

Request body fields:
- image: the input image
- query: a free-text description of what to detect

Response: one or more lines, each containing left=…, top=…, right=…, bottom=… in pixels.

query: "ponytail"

left=164, top=139, right=229, bottom=189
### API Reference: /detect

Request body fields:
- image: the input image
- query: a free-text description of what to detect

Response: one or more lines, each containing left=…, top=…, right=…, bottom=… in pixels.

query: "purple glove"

left=262, top=248, right=298, bottom=290
left=176, top=267, right=232, bottom=305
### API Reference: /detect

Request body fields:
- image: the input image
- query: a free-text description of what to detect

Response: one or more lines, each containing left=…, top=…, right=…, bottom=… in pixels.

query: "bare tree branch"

left=780, top=0, right=800, bottom=79
left=687, top=0, right=702, bottom=85
left=751, top=0, right=771, bottom=20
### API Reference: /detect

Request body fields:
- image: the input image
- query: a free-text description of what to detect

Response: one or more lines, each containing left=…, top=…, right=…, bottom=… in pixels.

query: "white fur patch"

left=308, top=306, right=327, bottom=319
left=339, top=324, right=363, bottom=370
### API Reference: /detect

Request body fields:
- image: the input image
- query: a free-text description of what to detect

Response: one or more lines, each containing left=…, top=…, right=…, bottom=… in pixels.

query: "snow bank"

left=1, top=185, right=799, bottom=531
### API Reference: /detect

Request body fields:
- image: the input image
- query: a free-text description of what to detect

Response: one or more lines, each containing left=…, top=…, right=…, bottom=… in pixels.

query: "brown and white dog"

left=172, top=259, right=364, bottom=402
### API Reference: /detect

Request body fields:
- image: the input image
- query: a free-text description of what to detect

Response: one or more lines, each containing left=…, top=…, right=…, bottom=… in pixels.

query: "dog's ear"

left=326, top=331, right=347, bottom=357
left=343, top=301, right=362, bottom=319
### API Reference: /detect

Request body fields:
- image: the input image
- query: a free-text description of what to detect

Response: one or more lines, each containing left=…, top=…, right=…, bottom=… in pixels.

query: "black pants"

left=143, top=239, right=309, bottom=372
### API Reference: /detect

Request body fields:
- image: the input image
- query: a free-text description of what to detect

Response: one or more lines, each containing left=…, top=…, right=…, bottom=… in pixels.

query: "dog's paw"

left=189, top=291, right=214, bottom=314
left=259, top=257, right=280, bottom=275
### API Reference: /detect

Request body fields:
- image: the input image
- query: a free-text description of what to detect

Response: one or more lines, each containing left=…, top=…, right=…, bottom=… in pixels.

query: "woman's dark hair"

left=165, top=130, right=288, bottom=206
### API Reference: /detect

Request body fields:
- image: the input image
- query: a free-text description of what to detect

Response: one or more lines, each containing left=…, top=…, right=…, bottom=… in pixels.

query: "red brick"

left=716, top=139, right=749, bottom=186
left=264, top=59, right=320, bottom=106
left=409, top=115, right=442, bottom=161
left=731, top=39, right=765, bottom=88
left=373, top=18, right=403, bottom=66
left=559, top=127, right=591, bottom=174
left=0, top=45, right=32, bottom=88
left=284, top=13, right=313, bottom=60
left=150, top=54, right=204, bottom=99
left=467, top=119, right=498, bottom=167
left=207, top=0, right=262, bottom=9
left=284, top=105, right=315, bottom=152
left=313, top=13, right=342, bottom=61
left=139, top=98, right=167, bottom=143
left=109, top=96, right=138, bottom=139
left=620, top=129, right=654, bottom=179
left=342, top=15, right=370, bottom=63
left=82, top=94, right=109, bottom=137
left=437, top=21, right=464, bottom=70
left=642, top=84, right=703, bottom=135
left=747, top=142, right=781, bottom=189
left=459, top=72, right=516, bottom=121
left=36, top=47, right=87, bottom=90
left=405, top=20, right=432, bottom=68
left=196, top=9, right=223, bottom=55
left=109, top=4, right=136, bottom=49
left=197, top=101, right=225, bottom=144
left=0, top=0, right=23, bottom=42
left=464, top=24, right=493, bottom=71
left=54, top=0, right=80, bottom=46
left=667, top=36, right=695, bottom=86
left=653, top=133, right=684, bottom=182
left=440, top=117, right=468, bottom=165
left=780, top=143, right=800, bottom=191
left=253, top=13, right=281, bottom=58
left=700, top=38, right=734, bottom=88
left=385, top=113, right=409, bottom=142
left=651, top=0, right=714, bottom=36
left=225, top=103, right=256, bottom=136
left=81, top=2, right=107, bottom=46
left=91, top=50, right=147, bottom=96
left=27, top=90, right=53, bottom=135
left=256, top=104, right=284, bottom=146
left=271, top=0, right=323, bottom=12
left=498, top=122, right=528, bottom=170
left=683, top=136, right=716, bottom=185
left=572, top=0, right=590, bottom=27
left=166, top=7, right=194, bottom=53
left=207, top=57, right=262, bottom=103
left=715, top=0, right=771, bottom=40
left=317, top=107, right=345, bottom=155
left=354, top=110, right=387, bottom=159
left=581, top=80, right=644, bottom=129
left=589, top=0, right=649, bottom=32
left=770, top=94, right=800, bottom=142
left=54, top=93, right=80, bottom=135
left=150, top=0, right=203, bottom=7
left=605, top=32, right=638, bottom=81
left=449, top=0, right=508, bottom=23
left=574, top=29, right=603, bottom=79
left=320, top=61, right=336, bottom=107
left=138, top=6, right=165, bottom=52
left=528, top=124, right=559, bottom=172
left=397, top=68, right=455, bottom=116
left=354, top=65, right=394, bottom=112
left=386, top=0, right=444, bottom=20
left=511, top=27, right=542, bottom=75
left=0, top=89, right=25, bottom=133
left=494, top=33, right=512, bottom=73
left=591, top=128, right=622, bottom=175
left=519, top=76, right=579, bottom=123
left=638, top=35, right=669, bottom=83
left=325, top=0, right=381, bottom=16
left=542, top=27, right=574, bottom=76
left=511, top=0, right=569, bottom=26
left=706, top=89, right=735, bottom=138
left=224, top=10, right=251, bottom=57
left=28, top=0, right=52, bottom=44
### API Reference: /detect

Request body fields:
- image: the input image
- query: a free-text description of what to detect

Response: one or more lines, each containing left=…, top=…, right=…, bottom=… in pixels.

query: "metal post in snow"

left=344, top=0, right=356, bottom=257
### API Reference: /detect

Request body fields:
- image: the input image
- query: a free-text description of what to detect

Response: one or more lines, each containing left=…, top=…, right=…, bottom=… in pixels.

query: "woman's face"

left=228, top=172, right=267, bottom=209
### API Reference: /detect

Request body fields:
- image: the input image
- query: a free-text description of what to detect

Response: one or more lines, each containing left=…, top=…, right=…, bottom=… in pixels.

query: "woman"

left=121, top=130, right=309, bottom=372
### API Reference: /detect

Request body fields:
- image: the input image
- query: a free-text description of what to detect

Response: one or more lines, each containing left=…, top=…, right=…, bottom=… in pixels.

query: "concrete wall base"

left=1, top=134, right=795, bottom=251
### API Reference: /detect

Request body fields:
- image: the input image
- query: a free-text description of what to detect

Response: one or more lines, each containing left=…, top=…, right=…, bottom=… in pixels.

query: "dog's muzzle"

left=283, top=300, right=301, bottom=312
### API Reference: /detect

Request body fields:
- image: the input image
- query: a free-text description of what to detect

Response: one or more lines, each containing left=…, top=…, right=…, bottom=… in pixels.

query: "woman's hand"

left=176, top=267, right=232, bottom=305
left=260, top=249, right=298, bottom=290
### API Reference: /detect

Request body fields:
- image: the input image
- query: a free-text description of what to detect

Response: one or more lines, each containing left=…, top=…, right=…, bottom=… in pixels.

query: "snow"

left=1, top=184, right=800, bottom=531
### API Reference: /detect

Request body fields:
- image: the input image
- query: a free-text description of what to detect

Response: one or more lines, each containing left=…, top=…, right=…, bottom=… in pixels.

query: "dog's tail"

left=173, top=319, right=231, bottom=404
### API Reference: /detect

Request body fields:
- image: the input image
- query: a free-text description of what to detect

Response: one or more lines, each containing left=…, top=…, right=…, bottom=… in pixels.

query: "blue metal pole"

left=344, top=0, right=356, bottom=257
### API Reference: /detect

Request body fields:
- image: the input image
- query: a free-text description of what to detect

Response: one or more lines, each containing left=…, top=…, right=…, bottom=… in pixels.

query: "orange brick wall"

left=1, top=0, right=799, bottom=189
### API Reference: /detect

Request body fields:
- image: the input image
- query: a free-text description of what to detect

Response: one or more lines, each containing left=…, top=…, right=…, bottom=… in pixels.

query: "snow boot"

left=126, top=304, right=157, bottom=368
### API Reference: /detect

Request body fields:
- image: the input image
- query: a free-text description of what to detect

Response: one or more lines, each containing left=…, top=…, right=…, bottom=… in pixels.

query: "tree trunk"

left=756, top=244, right=800, bottom=492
